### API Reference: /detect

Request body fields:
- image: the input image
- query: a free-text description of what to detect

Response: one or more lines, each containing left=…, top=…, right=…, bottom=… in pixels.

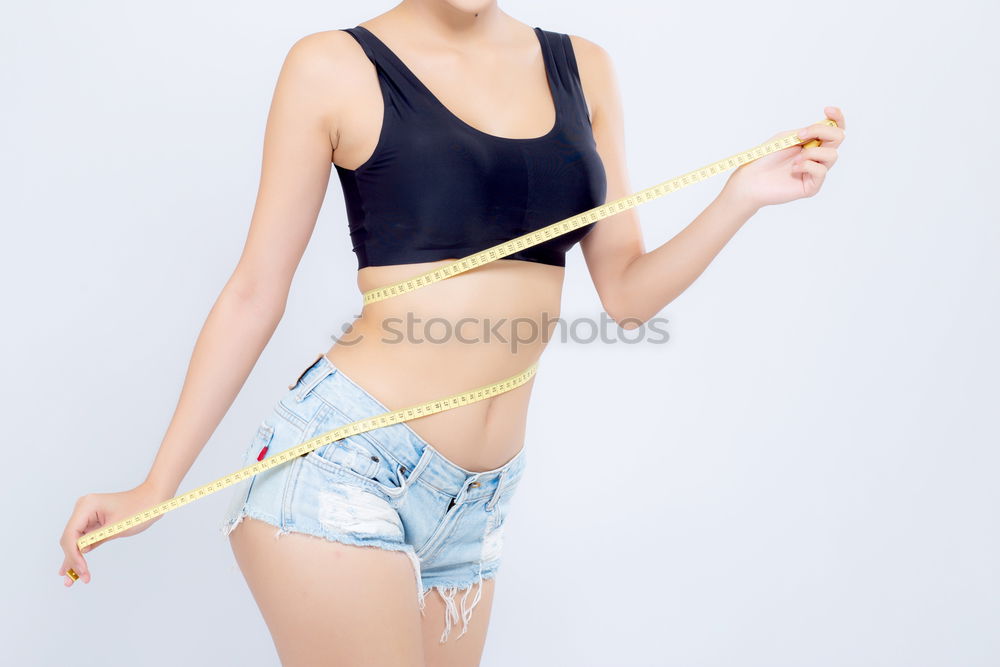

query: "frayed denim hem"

left=423, top=561, right=502, bottom=643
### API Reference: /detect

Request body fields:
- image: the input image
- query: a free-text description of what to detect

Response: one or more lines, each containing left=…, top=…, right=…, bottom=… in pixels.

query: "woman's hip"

left=220, top=352, right=528, bottom=560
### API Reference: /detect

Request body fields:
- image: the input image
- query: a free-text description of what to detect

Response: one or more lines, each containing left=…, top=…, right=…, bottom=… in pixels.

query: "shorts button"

left=371, top=455, right=379, bottom=462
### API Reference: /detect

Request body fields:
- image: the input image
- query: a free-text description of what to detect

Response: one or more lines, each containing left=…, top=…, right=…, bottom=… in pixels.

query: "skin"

left=58, top=0, right=846, bottom=664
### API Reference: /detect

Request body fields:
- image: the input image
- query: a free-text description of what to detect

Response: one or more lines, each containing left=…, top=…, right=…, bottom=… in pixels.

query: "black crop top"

left=334, top=25, right=607, bottom=269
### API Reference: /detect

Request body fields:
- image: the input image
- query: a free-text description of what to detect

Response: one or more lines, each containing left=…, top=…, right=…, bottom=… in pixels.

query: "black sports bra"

left=334, top=25, right=607, bottom=269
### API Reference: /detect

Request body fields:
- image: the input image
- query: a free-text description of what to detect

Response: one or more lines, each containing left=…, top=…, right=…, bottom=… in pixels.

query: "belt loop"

left=288, top=352, right=325, bottom=390
left=460, top=473, right=482, bottom=501
left=403, top=444, right=435, bottom=488
left=487, top=467, right=509, bottom=511
left=293, top=353, right=331, bottom=400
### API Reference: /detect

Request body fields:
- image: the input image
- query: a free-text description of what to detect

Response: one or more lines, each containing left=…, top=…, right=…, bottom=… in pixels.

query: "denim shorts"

left=219, top=353, right=527, bottom=643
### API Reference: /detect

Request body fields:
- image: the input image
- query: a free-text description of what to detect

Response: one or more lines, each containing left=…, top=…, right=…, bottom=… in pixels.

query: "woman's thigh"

left=229, top=517, right=425, bottom=667
left=420, top=576, right=497, bottom=667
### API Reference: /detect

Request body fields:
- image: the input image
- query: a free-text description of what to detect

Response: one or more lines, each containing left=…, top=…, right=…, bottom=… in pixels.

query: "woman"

left=58, top=1, right=845, bottom=664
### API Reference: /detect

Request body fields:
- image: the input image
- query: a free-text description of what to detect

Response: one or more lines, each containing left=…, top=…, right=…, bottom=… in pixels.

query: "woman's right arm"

left=59, top=31, right=353, bottom=585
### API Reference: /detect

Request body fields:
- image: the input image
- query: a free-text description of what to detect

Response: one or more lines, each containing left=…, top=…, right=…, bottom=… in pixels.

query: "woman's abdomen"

left=325, top=258, right=564, bottom=471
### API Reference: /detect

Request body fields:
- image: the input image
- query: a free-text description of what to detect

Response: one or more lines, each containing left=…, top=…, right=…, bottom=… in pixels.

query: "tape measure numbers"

left=69, top=119, right=836, bottom=565
left=73, top=364, right=538, bottom=552
left=363, top=120, right=838, bottom=304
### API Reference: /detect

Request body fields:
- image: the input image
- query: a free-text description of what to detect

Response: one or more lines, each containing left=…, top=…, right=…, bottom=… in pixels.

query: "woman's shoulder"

left=280, top=29, right=372, bottom=74
left=268, top=29, right=381, bottom=117
left=562, top=30, right=613, bottom=75
left=554, top=30, right=617, bottom=124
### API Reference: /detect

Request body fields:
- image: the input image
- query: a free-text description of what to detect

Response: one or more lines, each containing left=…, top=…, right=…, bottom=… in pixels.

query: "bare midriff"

left=324, top=257, right=564, bottom=473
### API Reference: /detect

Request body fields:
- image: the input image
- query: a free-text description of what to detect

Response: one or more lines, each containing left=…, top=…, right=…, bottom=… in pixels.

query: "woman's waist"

left=338, top=307, right=559, bottom=353
left=321, top=343, right=538, bottom=471
left=326, top=334, right=541, bottom=392
left=356, top=258, right=565, bottom=315
left=356, top=257, right=566, bottom=294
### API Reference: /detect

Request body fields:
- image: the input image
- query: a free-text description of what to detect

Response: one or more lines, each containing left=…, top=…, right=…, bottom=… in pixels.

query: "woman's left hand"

left=722, top=106, right=847, bottom=211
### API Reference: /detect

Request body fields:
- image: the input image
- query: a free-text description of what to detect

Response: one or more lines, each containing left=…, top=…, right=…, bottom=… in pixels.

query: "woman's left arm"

left=573, top=35, right=847, bottom=328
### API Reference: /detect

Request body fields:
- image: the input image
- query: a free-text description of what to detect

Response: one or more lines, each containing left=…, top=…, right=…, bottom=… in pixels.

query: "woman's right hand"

left=58, top=481, right=174, bottom=587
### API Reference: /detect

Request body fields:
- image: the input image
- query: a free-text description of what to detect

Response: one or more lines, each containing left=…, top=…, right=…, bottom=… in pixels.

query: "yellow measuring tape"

left=69, top=119, right=836, bottom=570
left=362, top=120, right=837, bottom=304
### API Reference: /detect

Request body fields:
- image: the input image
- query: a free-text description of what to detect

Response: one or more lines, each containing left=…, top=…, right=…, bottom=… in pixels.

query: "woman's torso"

left=323, top=19, right=606, bottom=472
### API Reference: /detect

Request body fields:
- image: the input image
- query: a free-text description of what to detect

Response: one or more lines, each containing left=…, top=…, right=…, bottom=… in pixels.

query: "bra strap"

left=534, top=28, right=592, bottom=126
left=339, top=26, right=438, bottom=112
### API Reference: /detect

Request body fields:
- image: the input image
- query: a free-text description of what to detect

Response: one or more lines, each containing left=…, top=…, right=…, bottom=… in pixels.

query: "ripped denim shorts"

left=219, top=353, right=527, bottom=643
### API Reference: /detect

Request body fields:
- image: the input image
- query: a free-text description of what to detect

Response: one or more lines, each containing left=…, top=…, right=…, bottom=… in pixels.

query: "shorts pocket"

left=312, top=437, right=380, bottom=479
left=481, top=485, right=519, bottom=565
left=485, top=478, right=521, bottom=531
left=242, top=420, right=276, bottom=466
left=300, top=405, right=410, bottom=500
left=221, top=419, right=275, bottom=534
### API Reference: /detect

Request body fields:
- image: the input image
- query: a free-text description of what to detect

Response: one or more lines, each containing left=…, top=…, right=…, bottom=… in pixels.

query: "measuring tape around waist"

left=72, top=363, right=538, bottom=553
left=70, top=119, right=835, bottom=562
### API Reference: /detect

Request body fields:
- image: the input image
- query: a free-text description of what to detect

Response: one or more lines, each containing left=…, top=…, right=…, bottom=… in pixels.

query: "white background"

left=3, top=1, right=998, bottom=665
